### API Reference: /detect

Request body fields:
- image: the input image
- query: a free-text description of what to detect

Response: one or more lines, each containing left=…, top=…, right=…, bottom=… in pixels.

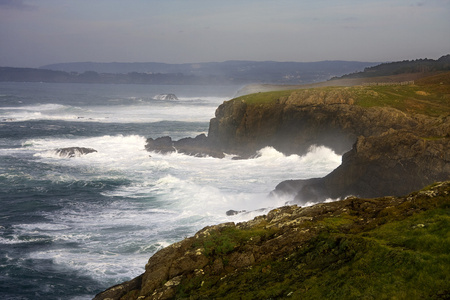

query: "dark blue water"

left=0, top=82, right=341, bottom=299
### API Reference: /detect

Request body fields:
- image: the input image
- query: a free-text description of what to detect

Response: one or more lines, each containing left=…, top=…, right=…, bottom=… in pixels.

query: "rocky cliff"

left=223, top=83, right=449, bottom=201
left=147, top=73, right=450, bottom=201
left=99, top=73, right=450, bottom=300
left=93, top=181, right=450, bottom=299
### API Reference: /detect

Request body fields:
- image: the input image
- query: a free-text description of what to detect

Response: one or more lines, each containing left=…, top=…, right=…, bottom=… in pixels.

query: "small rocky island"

left=96, top=66, right=450, bottom=299
left=154, top=94, right=178, bottom=100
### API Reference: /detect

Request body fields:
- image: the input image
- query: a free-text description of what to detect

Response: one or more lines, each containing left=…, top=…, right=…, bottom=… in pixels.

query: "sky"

left=1, top=0, right=449, bottom=68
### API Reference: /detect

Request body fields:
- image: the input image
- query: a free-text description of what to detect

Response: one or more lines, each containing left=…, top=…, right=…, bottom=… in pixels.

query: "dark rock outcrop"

left=296, top=129, right=449, bottom=202
left=275, top=129, right=450, bottom=203
left=145, top=134, right=225, bottom=158
left=207, top=88, right=449, bottom=200
left=93, top=181, right=450, bottom=300
left=146, top=78, right=449, bottom=201
left=55, top=147, right=97, bottom=158
left=207, top=89, right=448, bottom=157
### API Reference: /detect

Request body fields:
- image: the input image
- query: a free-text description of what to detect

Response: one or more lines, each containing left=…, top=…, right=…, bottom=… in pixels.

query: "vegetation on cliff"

left=234, top=71, right=450, bottom=117
left=94, top=181, right=450, bottom=300
left=101, top=60, right=450, bottom=300
left=146, top=72, right=449, bottom=200
left=204, top=72, right=450, bottom=201
left=337, top=54, right=450, bottom=79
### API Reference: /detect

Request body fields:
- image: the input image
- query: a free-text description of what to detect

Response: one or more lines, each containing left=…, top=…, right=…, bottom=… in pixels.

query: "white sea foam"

left=0, top=100, right=225, bottom=123
left=0, top=103, right=91, bottom=122
left=15, top=134, right=342, bottom=283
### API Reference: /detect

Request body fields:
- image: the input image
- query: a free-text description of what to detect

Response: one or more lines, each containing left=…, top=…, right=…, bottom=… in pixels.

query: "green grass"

left=232, top=74, right=450, bottom=117
left=196, top=224, right=278, bottom=258
left=349, top=85, right=450, bottom=117
left=176, top=194, right=450, bottom=299
left=234, top=90, right=294, bottom=105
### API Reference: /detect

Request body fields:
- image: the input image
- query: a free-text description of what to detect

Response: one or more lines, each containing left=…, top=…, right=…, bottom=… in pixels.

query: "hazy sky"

left=1, top=0, right=449, bottom=67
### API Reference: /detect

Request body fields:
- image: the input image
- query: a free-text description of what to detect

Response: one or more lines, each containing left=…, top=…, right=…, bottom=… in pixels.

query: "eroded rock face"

left=146, top=86, right=449, bottom=201
left=279, top=129, right=450, bottom=203
left=55, top=147, right=97, bottom=158
left=207, top=89, right=449, bottom=200
left=207, top=90, right=448, bottom=157
left=93, top=181, right=450, bottom=300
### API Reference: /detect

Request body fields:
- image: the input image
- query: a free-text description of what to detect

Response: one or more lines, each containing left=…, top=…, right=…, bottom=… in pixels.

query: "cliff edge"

left=147, top=72, right=449, bottom=202
left=98, top=70, right=450, bottom=300
left=226, top=75, right=450, bottom=201
left=93, top=181, right=450, bottom=299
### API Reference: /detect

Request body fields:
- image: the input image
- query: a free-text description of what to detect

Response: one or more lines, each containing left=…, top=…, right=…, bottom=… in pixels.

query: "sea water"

left=0, top=82, right=341, bottom=299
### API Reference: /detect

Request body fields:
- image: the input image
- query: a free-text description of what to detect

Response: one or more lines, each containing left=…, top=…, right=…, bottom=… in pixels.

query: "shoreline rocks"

left=146, top=85, right=449, bottom=201
left=93, top=181, right=450, bottom=300
left=55, top=147, right=97, bottom=158
left=145, top=134, right=225, bottom=158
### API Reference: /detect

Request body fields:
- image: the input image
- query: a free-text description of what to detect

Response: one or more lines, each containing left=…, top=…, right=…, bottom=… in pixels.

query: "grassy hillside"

left=234, top=72, right=450, bottom=117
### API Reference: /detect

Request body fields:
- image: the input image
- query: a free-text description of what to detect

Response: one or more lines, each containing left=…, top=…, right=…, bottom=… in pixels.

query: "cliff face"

left=93, top=181, right=450, bottom=300
left=205, top=86, right=450, bottom=201
left=102, top=75, right=450, bottom=300
left=280, top=128, right=450, bottom=203
left=146, top=81, right=449, bottom=201
left=208, top=88, right=447, bottom=155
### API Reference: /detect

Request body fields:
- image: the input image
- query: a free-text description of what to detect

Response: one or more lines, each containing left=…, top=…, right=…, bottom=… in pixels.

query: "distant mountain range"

left=2, top=56, right=448, bottom=85
left=35, top=60, right=378, bottom=85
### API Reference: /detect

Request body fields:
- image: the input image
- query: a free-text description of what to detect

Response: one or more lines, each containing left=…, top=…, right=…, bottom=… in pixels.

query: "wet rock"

left=145, top=136, right=174, bottom=153
left=226, top=209, right=247, bottom=216
left=146, top=134, right=224, bottom=158
left=55, top=147, right=97, bottom=158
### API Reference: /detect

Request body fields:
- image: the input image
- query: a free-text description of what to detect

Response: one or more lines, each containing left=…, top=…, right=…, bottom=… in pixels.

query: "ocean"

left=0, top=82, right=341, bottom=299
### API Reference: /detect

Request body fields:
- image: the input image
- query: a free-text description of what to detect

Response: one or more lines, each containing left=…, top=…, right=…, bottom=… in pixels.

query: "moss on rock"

left=94, top=182, right=450, bottom=300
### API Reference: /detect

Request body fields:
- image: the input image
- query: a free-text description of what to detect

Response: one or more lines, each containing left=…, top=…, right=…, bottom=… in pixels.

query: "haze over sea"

left=0, top=82, right=341, bottom=299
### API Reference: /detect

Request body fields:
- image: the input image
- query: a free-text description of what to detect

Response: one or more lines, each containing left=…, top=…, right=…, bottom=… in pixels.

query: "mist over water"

left=0, top=82, right=341, bottom=299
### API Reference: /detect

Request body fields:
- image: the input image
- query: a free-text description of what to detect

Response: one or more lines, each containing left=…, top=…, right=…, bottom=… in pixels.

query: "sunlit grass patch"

left=232, top=79, right=450, bottom=117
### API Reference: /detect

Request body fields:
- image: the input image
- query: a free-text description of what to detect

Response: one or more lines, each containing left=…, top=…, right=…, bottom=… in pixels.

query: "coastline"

left=97, top=71, right=450, bottom=299
left=94, top=181, right=450, bottom=299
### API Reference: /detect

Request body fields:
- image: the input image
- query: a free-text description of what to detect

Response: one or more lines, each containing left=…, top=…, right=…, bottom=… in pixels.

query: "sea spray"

left=0, top=82, right=342, bottom=299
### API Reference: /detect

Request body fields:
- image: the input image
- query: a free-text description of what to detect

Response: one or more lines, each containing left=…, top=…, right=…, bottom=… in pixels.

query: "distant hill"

left=4, top=56, right=449, bottom=85
left=39, top=60, right=379, bottom=85
left=336, top=54, right=450, bottom=79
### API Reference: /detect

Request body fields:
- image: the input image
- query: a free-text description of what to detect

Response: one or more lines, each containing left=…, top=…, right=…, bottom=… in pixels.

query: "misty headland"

left=95, top=56, right=450, bottom=299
